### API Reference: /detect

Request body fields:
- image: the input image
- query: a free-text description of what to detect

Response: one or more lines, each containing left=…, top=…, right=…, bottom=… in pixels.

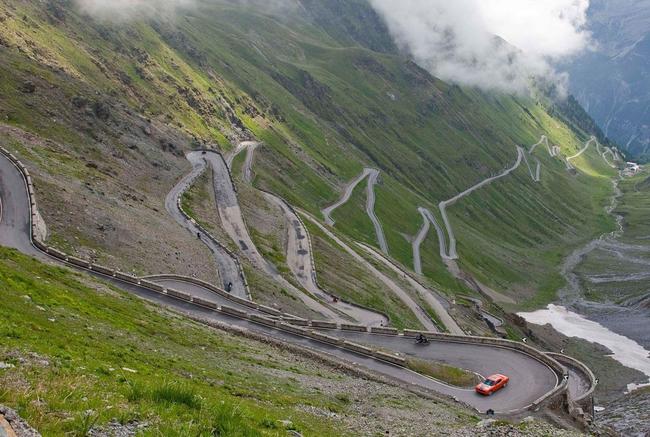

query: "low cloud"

left=75, top=0, right=196, bottom=21
left=368, top=0, right=592, bottom=95
left=74, top=0, right=298, bottom=21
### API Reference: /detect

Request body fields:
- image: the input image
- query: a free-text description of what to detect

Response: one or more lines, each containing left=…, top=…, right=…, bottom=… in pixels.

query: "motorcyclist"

left=226, top=282, right=233, bottom=292
left=416, top=333, right=428, bottom=344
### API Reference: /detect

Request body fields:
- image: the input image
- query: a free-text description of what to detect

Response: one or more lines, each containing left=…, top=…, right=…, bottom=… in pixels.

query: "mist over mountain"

left=567, top=0, right=650, bottom=161
left=369, top=0, right=591, bottom=95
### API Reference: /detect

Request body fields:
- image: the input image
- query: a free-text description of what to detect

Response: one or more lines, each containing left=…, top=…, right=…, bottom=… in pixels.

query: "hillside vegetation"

left=0, top=0, right=617, bottom=322
left=0, top=247, right=484, bottom=435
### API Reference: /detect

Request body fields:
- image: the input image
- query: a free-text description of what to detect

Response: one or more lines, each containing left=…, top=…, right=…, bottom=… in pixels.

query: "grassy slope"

left=616, top=168, right=650, bottom=242
left=184, top=3, right=617, bottom=307
left=573, top=167, right=650, bottom=303
left=303, top=218, right=422, bottom=329
left=0, top=248, right=338, bottom=435
left=0, top=0, right=618, bottom=317
left=0, top=247, right=485, bottom=435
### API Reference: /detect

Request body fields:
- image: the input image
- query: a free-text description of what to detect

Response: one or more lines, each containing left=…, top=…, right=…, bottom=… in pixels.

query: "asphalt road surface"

left=358, top=242, right=464, bottom=335
left=321, top=167, right=389, bottom=254
left=439, top=147, right=524, bottom=260
left=302, top=210, right=440, bottom=332
left=365, top=169, right=389, bottom=254
left=165, top=155, right=248, bottom=298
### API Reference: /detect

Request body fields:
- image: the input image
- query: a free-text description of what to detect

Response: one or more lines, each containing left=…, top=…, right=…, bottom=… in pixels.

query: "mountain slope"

left=0, top=0, right=617, bottom=321
left=0, top=247, right=484, bottom=435
left=567, top=0, right=650, bottom=161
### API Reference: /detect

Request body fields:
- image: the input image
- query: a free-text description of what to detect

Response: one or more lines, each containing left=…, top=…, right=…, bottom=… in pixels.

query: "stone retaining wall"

left=165, top=288, right=192, bottom=301
left=370, top=326, right=399, bottom=335
left=340, top=323, right=369, bottom=332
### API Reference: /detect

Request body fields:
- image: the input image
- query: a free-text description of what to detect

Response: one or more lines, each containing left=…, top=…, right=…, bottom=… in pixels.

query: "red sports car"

left=475, top=374, right=509, bottom=396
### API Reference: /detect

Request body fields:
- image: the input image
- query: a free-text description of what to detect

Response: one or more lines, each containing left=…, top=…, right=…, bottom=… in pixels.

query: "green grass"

left=303, top=218, right=423, bottom=329
left=405, top=358, right=480, bottom=388
left=0, top=0, right=623, bottom=316
left=616, top=168, right=650, bottom=241
left=0, top=247, right=352, bottom=435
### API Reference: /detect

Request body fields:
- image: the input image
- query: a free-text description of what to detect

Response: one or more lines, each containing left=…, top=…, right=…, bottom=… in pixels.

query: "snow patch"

left=518, top=304, right=650, bottom=390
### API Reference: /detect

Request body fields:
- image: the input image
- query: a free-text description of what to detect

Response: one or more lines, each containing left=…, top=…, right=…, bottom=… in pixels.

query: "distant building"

left=623, top=162, right=640, bottom=176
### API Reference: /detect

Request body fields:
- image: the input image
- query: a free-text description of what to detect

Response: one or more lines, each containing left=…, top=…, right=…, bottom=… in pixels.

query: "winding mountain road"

left=522, top=152, right=541, bottom=183
left=430, top=134, right=602, bottom=264
left=365, top=169, right=389, bottom=254
left=165, top=155, right=248, bottom=298
left=439, top=147, right=525, bottom=260
left=229, top=143, right=462, bottom=332
left=567, top=137, right=596, bottom=163
left=300, top=209, right=438, bottom=331
left=188, top=150, right=341, bottom=320
left=412, top=208, right=431, bottom=275
left=228, top=143, right=388, bottom=326
left=529, top=135, right=550, bottom=155
left=321, top=168, right=373, bottom=226
left=358, top=242, right=464, bottom=335
left=322, top=167, right=389, bottom=254
left=0, top=148, right=593, bottom=415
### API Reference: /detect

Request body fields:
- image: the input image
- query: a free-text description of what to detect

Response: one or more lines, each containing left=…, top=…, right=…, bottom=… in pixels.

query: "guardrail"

left=143, top=274, right=307, bottom=320
left=0, top=146, right=572, bottom=415
left=546, top=351, right=596, bottom=422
